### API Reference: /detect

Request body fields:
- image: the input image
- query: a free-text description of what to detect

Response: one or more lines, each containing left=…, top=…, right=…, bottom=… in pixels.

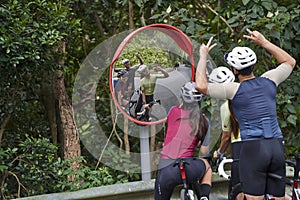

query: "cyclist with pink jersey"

left=154, top=82, right=212, bottom=200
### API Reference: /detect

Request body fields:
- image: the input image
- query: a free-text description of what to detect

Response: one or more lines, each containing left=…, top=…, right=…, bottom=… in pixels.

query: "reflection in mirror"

left=112, top=49, right=192, bottom=124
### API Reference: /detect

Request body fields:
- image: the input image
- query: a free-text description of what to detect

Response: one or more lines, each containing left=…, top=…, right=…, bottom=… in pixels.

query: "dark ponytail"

left=182, top=102, right=209, bottom=143
left=228, top=100, right=239, bottom=139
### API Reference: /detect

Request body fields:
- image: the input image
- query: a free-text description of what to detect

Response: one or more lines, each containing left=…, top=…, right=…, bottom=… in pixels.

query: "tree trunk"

left=124, top=117, right=130, bottom=154
left=93, top=11, right=104, bottom=37
left=54, top=70, right=81, bottom=174
left=139, top=4, right=146, bottom=26
left=128, top=0, right=134, bottom=29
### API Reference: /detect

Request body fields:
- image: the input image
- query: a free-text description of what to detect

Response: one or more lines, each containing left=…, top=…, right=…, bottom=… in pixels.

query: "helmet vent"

left=225, top=46, right=257, bottom=70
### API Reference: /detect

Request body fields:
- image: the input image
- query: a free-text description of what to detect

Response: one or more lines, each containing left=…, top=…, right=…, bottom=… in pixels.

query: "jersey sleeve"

left=261, top=63, right=293, bottom=86
left=207, top=82, right=239, bottom=100
left=154, top=73, right=166, bottom=79
left=220, top=102, right=231, bottom=132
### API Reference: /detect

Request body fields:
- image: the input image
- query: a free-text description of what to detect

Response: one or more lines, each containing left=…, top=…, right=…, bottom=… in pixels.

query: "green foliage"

left=0, top=0, right=299, bottom=198
left=0, top=135, right=64, bottom=199
left=102, top=146, right=141, bottom=181
left=0, top=0, right=81, bottom=69
left=0, top=135, right=136, bottom=198
left=55, top=156, right=135, bottom=191
left=277, top=72, right=300, bottom=152
left=54, top=147, right=141, bottom=191
left=0, top=0, right=82, bottom=144
left=116, top=47, right=177, bottom=69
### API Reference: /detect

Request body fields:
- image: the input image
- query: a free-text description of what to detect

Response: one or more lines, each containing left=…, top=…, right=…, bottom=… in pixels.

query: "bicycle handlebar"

left=147, top=99, right=161, bottom=107
left=217, top=157, right=233, bottom=180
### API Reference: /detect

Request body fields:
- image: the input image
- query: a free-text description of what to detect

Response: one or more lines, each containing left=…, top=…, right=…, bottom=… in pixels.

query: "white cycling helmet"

left=180, top=82, right=204, bottom=103
left=224, top=46, right=257, bottom=70
left=122, top=58, right=129, bottom=65
left=209, top=66, right=235, bottom=83
left=137, top=64, right=148, bottom=74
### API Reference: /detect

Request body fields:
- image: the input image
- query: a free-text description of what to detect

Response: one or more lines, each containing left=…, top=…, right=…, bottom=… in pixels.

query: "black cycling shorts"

left=239, top=138, right=285, bottom=197
left=154, top=157, right=207, bottom=200
left=231, top=141, right=242, bottom=187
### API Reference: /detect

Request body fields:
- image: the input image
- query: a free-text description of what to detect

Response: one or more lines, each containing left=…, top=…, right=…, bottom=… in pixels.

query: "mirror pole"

left=139, top=125, right=151, bottom=180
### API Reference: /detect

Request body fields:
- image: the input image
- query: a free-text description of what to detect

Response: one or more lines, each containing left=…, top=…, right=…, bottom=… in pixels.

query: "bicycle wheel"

left=180, top=188, right=195, bottom=200
left=229, top=183, right=246, bottom=200
left=180, top=189, right=188, bottom=200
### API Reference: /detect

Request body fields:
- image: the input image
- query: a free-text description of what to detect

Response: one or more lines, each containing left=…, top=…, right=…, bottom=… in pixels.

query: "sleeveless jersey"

left=207, top=63, right=293, bottom=141
left=231, top=77, right=282, bottom=140
left=140, top=74, right=165, bottom=96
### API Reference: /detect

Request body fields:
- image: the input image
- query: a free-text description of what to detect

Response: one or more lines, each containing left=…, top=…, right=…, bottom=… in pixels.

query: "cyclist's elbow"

left=195, top=83, right=207, bottom=95
left=199, top=145, right=209, bottom=155
left=288, top=57, right=296, bottom=69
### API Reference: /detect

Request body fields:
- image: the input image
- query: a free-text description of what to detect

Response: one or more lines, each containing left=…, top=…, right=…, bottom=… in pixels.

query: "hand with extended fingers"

left=196, top=36, right=217, bottom=95
left=243, top=29, right=267, bottom=46
left=199, top=36, right=217, bottom=58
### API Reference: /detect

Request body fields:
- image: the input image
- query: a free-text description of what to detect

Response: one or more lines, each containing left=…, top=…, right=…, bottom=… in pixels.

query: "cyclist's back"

left=154, top=82, right=212, bottom=200
left=195, top=29, right=296, bottom=200
left=231, top=77, right=281, bottom=140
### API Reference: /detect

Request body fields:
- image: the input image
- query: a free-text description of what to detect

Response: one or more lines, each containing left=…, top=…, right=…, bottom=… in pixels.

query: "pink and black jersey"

left=160, top=106, right=210, bottom=159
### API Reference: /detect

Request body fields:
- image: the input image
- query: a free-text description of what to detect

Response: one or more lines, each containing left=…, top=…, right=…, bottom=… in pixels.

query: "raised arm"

left=243, top=29, right=296, bottom=68
left=195, top=37, right=217, bottom=94
left=154, top=65, right=169, bottom=78
left=135, top=53, right=144, bottom=65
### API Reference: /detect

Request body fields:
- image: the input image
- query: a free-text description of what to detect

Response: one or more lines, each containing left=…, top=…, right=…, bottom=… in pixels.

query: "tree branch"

left=198, top=0, right=234, bottom=33
left=7, top=171, right=29, bottom=198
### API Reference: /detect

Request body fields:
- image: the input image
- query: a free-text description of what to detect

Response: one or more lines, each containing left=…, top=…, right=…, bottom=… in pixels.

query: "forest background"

left=0, top=0, right=299, bottom=199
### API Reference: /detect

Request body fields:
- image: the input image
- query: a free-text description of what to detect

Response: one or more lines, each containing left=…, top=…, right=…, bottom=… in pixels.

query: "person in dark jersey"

left=121, top=53, right=144, bottom=97
left=154, top=82, right=212, bottom=200
left=115, top=69, right=130, bottom=108
left=195, top=29, right=296, bottom=200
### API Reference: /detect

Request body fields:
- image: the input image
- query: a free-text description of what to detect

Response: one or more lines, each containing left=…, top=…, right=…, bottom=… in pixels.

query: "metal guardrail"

left=15, top=173, right=229, bottom=200
left=15, top=167, right=296, bottom=200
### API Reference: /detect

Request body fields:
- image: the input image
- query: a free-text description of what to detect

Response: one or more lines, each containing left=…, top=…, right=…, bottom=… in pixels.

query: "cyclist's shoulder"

left=167, top=106, right=182, bottom=117
left=169, top=105, right=180, bottom=112
left=220, top=100, right=229, bottom=109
